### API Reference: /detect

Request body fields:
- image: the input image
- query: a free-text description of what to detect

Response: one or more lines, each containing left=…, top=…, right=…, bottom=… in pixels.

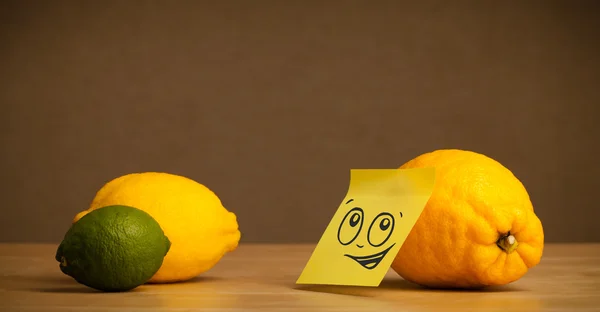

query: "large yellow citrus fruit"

left=73, top=172, right=241, bottom=283
left=391, top=149, right=544, bottom=288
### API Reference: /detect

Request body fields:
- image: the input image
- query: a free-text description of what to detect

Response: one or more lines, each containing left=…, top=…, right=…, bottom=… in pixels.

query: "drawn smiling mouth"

left=344, top=243, right=396, bottom=270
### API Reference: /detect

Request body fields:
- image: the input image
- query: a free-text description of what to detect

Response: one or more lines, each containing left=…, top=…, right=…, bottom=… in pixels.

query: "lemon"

left=73, top=172, right=241, bottom=283
left=56, top=205, right=171, bottom=292
left=391, top=149, right=544, bottom=288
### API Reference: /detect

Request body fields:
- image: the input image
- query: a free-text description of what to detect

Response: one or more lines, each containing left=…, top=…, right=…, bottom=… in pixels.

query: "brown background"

left=1, top=1, right=598, bottom=243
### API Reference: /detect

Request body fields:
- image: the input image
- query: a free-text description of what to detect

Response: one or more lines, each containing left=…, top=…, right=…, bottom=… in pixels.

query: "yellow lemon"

left=391, top=149, right=544, bottom=288
left=73, top=172, right=241, bottom=283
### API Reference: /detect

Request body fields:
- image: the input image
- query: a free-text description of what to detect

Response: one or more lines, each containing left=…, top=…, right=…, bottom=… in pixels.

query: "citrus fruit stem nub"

left=60, top=256, right=67, bottom=267
left=497, top=233, right=518, bottom=254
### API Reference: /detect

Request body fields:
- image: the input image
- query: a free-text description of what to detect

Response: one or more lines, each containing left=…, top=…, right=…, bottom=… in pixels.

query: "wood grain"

left=0, top=243, right=599, bottom=311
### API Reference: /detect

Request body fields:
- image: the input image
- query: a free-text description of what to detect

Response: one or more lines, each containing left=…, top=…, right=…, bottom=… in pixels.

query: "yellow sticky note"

left=296, top=168, right=436, bottom=287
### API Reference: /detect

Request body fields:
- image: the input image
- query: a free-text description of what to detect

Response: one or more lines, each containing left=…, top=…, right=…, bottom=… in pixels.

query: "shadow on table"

left=378, top=278, right=525, bottom=293
left=4, top=273, right=223, bottom=294
left=35, top=285, right=103, bottom=293
left=147, top=275, right=223, bottom=285
left=0, top=274, right=98, bottom=293
left=294, top=284, right=377, bottom=297
left=293, top=278, right=524, bottom=297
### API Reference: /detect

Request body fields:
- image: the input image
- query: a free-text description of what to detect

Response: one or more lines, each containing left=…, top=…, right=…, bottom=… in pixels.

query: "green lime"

left=55, top=205, right=171, bottom=292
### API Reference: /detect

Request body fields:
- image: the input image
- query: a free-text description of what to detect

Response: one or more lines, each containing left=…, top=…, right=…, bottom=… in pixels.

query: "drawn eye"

left=367, top=212, right=395, bottom=247
left=337, top=207, right=364, bottom=245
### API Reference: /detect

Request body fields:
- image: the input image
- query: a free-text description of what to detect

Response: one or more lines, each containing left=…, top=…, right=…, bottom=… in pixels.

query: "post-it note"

left=296, top=168, right=436, bottom=287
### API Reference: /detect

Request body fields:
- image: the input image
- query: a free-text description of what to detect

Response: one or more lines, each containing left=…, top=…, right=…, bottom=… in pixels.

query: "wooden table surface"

left=0, top=243, right=599, bottom=312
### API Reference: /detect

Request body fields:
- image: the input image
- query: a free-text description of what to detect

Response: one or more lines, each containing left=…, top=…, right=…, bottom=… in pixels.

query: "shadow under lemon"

left=380, top=278, right=543, bottom=311
left=293, top=276, right=524, bottom=297
left=293, top=277, right=542, bottom=311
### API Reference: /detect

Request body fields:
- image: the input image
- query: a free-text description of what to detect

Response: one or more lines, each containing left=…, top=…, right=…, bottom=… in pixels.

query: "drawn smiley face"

left=336, top=198, right=402, bottom=270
